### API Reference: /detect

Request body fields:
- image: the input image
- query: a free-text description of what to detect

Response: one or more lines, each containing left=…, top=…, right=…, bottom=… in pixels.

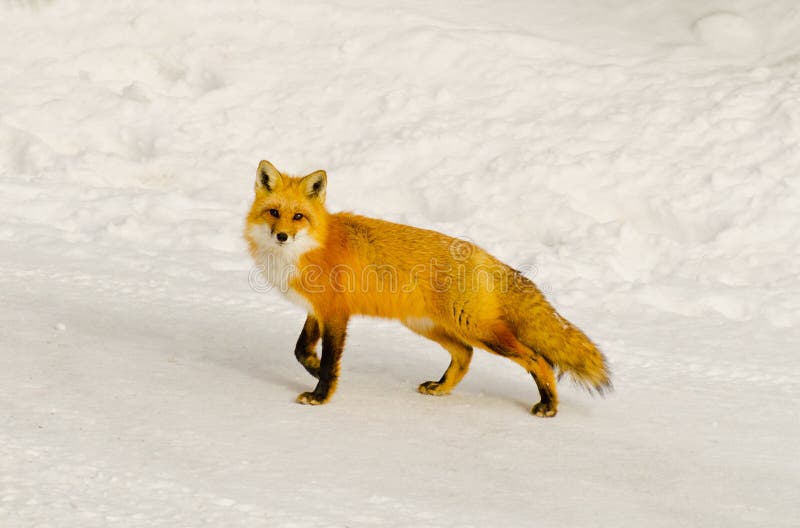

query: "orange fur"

left=245, top=160, right=611, bottom=416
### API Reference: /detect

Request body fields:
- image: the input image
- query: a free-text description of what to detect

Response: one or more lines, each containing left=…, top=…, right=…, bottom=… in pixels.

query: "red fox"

left=245, top=160, right=611, bottom=417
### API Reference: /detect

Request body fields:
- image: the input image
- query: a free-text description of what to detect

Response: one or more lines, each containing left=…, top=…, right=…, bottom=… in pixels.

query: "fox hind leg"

left=409, top=326, right=473, bottom=396
left=483, top=324, right=558, bottom=417
left=294, top=314, right=321, bottom=379
left=529, top=355, right=558, bottom=417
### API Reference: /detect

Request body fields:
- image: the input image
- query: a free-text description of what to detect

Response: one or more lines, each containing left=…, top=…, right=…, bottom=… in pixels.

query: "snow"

left=1, top=0, right=799, bottom=526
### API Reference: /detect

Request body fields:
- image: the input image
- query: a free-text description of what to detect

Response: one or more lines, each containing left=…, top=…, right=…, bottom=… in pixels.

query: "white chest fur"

left=247, top=224, right=319, bottom=313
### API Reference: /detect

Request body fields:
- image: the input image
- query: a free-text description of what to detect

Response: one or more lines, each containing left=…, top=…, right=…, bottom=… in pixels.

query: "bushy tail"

left=516, top=295, right=612, bottom=394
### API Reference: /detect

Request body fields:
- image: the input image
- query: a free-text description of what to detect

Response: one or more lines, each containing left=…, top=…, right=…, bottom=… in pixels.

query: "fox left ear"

left=302, top=170, right=327, bottom=202
left=255, top=160, right=283, bottom=193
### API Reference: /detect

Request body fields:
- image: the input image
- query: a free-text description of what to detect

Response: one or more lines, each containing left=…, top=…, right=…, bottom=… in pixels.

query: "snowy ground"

left=2, top=0, right=800, bottom=526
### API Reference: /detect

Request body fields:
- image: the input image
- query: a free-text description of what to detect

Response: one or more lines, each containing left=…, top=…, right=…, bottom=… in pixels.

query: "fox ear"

left=302, top=170, right=327, bottom=202
left=255, top=160, right=283, bottom=193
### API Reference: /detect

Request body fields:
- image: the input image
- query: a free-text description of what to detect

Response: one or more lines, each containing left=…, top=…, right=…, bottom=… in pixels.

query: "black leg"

left=530, top=369, right=557, bottom=417
left=296, top=317, right=348, bottom=405
left=294, top=315, right=321, bottom=378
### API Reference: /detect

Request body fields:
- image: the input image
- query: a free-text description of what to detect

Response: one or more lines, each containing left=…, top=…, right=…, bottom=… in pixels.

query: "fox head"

left=245, top=160, right=328, bottom=259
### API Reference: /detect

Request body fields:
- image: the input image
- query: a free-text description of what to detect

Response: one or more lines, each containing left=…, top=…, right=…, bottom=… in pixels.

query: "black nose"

left=276, top=232, right=288, bottom=242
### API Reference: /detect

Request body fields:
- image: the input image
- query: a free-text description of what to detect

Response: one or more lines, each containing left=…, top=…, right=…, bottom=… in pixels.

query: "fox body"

left=245, top=160, right=611, bottom=417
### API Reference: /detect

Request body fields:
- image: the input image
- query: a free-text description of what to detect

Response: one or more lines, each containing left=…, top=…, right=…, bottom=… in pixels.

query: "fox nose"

left=276, top=232, right=288, bottom=242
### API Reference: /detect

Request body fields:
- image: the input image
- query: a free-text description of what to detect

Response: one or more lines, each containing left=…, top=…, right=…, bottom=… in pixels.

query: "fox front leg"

left=294, top=315, right=321, bottom=378
left=296, top=317, right=348, bottom=405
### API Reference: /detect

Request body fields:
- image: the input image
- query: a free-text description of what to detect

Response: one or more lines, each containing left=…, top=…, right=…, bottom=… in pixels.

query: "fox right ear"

left=255, top=160, right=283, bottom=193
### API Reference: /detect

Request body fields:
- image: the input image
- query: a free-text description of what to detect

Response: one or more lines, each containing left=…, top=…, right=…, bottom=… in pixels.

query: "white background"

left=1, top=1, right=799, bottom=526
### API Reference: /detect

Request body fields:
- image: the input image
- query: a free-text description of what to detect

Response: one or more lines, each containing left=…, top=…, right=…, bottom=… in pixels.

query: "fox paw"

left=417, top=381, right=450, bottom=396
left=296, top=392, right=327, bottom=405
left=531, top=401, right=557, bottom=417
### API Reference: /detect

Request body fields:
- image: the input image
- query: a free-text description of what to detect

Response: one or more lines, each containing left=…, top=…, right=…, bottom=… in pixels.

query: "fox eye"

left=268, top=209, right=279, bottom=218
left=293, top=213, right=304, bottom=221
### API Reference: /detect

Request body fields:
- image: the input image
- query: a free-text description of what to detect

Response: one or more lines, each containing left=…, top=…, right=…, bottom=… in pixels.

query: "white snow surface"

left=2, top=0, right=799, bottom=526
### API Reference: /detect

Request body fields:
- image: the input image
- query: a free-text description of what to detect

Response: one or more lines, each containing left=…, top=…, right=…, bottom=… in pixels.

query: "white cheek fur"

left=247, top=224, right=319, bottom=312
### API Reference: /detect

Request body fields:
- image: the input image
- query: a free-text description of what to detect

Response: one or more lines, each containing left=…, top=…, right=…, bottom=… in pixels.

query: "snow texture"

left=1, top=0, right=799, bottom=526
